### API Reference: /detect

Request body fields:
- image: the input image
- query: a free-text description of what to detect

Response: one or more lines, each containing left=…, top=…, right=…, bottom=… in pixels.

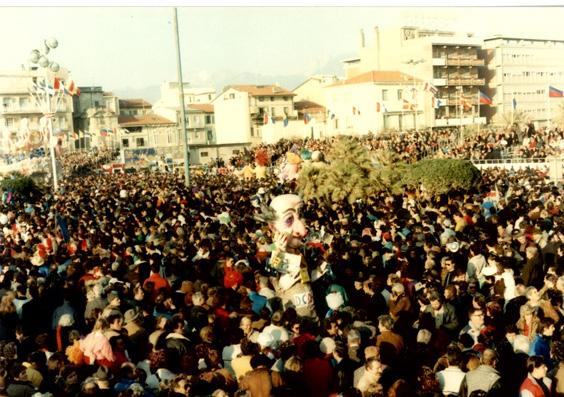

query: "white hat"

left=446, top=241, right=460, bottom=252
left=319, top=337, right=336, bottom=354
left=325, top=291, right=344, bottom=310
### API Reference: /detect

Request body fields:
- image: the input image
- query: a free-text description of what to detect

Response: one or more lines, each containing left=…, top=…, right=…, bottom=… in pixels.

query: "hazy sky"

left=0, top=6, right=563, bottom=93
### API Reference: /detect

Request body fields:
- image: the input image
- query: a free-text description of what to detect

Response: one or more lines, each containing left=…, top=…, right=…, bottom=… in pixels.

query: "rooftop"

left=327, top=71, right=421, bottom=87
left=119, top=98, right=152, bottom=109
left=118, top=114, right=175, bottom=127
left=226, top=84, right=295, bottom=97
left=187, top=103, right=214, bottom=113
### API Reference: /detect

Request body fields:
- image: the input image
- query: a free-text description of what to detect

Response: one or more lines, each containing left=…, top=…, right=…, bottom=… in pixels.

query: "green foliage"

left=297, top=136, right=387, bottom=204
left=0, top=173, right=45, bottom=202
left=400, top=158, right=481, bottom=196
left=297, top=137, right=481, bottom=203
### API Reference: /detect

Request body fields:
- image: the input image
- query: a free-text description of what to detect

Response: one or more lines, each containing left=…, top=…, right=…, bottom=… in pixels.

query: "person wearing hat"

left=123, top=308, right=148, bottom=363
left=258, top=311, right=289, bottom=351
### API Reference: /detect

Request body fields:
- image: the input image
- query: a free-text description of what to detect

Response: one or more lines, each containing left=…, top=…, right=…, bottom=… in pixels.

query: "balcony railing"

left=0, top=105, right=69, bottom=114
left=445, top=58, right=485, bottom=67
left=446, top=78, right=485, bottom=86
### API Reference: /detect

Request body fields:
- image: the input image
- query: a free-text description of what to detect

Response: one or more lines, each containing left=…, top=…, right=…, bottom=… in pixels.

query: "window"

left=250, top=127, right=254, bottom=137
left=205, top=115, right=212, bottom=124
left=6, top=118, right=14, bottom=127
left=122, top=139, right=129, bottom=148
left=229, top=93, right=235, bottom=99
left=397, top=89, right=403, bottom=100
left=201, top=151, right=209, bottom=157
left=382, top=90, right=389, bottom=101
left=136, top=138, right=145, bottom=147
left=208, top=94, right=212, bottom=101
left=259, top=97, right=264, bottom=101
left=207, top=130, right=213, bottom=142
left=232, top=149, right=240, bottom=154
left=94, top=100, right=100, bottom=107
left=271, top=107, right=275, bottom=116
left=270, top=97, right=274, bottom=101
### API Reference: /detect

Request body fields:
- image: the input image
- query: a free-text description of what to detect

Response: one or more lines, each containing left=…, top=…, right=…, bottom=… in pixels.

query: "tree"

left=400, top=158, right=481, bottom=196
left=297, top=136, right=387, bottom=204
left=0, top=173, right=45, bottom=203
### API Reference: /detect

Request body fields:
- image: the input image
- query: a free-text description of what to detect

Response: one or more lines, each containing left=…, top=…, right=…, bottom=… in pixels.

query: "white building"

left=482, top=36, right=564, bottom=126
left=212, top=84, right=296, bottom=146
left=152, top=81, right=216, bottom=145
left=293, top=75, right=340, bottom=107
left=343, top=26, right=487, bottom=129
left=0, top=68, right=74, bottom=154
left=324, top=70, right=430, bottom=135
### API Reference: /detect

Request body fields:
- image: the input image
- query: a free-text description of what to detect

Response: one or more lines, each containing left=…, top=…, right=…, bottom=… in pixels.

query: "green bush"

left=0, top=173, right=45, bottom=202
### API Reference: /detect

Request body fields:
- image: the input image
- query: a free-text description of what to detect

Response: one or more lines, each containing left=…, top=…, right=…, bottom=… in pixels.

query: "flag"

left=549, top=85, right=564, bottom=98
left=512, top=97, right=517, bottom=110
left=63, top=79, right=80, bottom=96
left=424, top=82, right=438, bottom=95
left=53, top=77, right=62, bottom=91
left=376, top=102, right=381, bottom=113
left=283, top=117, right=289, bottom=127
left=432, top=97, right=443, bottom=109
left=263, top=113, right=269, bottom=124
left=479, top=91, right=493, bottom=105
left=352, top=107, right=357, bottom=115
left=403, top=99, right=415, bottom=111
left=460, top=95, right=472, bottom=111
left=100, top=128, right=112, bottom=137
left=304, top=113, right=311, bottom=124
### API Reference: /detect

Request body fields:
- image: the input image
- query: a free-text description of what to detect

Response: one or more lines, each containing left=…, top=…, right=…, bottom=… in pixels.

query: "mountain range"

left=111, top=52, right=353, bottom=104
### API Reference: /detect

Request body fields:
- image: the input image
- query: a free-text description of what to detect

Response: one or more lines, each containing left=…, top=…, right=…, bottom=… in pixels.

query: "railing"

left=445, top=58, right=485, bottom=67
left=446, top=78, right=485, bottom=86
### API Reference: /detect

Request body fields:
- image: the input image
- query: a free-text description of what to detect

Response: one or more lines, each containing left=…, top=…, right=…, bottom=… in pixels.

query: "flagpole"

left=477, top=91, right=481, bottom=135
left=547, top=85, right=552, bottom=131
left=173, top=8, right=191, bottom=187
left=511, top=93, right=515, bottom=126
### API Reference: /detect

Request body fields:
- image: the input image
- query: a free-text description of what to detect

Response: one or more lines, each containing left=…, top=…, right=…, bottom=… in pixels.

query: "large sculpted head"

left=265, top=194, right=307, bottom=251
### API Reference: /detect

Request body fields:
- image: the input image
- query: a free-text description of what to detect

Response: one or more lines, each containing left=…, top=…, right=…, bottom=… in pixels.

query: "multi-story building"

left=152, top=82, right=216, bottom=145
left=482, top=36, right=564, bottom=126
left=212, top=84, right=296, bottom=146
left=324, top=70, right=429, bottom=135
left=0, top=68, right=73, bottom=154
left=73, top=86, right=119, bottom=149
left=343, top=26, right=487, bottom=129
left=293, top=75, right=340, bottom=107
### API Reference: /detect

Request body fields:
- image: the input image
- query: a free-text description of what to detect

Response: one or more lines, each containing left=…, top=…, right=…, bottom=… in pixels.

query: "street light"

left=405, top=59, right=425, bottom=131
left=28, top=38, right=63, bottom=192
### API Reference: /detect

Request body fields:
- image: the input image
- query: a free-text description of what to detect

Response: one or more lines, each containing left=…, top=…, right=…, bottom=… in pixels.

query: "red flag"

left=375, top=102, right=381, bottom=113
left=53, top=78, right=61, bottom=91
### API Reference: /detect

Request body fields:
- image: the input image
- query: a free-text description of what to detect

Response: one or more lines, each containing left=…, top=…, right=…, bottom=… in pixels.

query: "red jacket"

left=520, top=373, right=551, bottom=397
left=143, top=272, right=171, bottom=301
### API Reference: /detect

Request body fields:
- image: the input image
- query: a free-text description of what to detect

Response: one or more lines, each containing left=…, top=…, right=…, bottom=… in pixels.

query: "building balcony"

left=446, top=78, right=485, bottom=86
left=0, top=105, right=70, bottom=114
left=445, top=58, right=485, bottom=67
left=432, top=78, right=447, bottom=86
left=432, top=58, right=446, bottom=66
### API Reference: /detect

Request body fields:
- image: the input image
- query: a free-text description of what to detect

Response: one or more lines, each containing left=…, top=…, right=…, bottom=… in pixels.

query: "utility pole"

left=173, top=8, right=190, bottom=186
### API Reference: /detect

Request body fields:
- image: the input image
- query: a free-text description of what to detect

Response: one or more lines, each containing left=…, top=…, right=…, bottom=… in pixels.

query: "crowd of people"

left=0, top=127, right=561, bottom=397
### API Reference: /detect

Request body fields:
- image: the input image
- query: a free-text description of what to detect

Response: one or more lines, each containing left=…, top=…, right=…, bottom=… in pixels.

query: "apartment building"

left=212, top=84, right=296, bottom=146
left=324, top=70, right=429, bottom=134
left=293, top=75, right=340, bottom=107
left=152, top=82, right=216, bottom=146
left=73, top=86, right=119, bottom=149
left=0, top=68, right=73, bottom=154
left=343, top=26, right=487, bottom=129
left=482, top=36, right=564, bottom=126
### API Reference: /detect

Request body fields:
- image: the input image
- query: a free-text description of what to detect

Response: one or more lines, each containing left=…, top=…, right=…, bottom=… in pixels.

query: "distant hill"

left=110, top=51, right=353, bottom=104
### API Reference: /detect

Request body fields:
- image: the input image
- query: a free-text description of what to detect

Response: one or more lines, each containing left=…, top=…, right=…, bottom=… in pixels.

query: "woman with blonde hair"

left=516, top=303, right=540, bottom=341
left=79, top=316, right=115, bottom=367
left=0, top=292, right=18, bottom=340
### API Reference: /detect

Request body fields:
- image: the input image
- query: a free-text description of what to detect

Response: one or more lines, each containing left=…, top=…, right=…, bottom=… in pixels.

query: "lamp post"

left=28, top=38, right=63, bottom=192
left=405, top=58, right=425, bottom=131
